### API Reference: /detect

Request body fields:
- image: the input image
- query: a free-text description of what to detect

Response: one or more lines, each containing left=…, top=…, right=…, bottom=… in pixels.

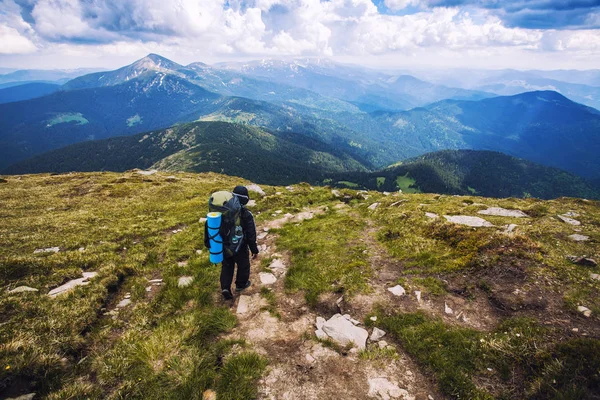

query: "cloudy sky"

left=1, top=0, right=600, bottom=70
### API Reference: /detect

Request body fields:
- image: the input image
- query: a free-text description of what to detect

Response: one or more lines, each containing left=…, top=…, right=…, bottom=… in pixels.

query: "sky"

left=0, top=0, right=600, bottom=70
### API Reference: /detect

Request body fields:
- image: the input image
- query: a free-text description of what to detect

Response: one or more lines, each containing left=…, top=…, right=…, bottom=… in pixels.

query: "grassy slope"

left=1, top=172, right=599, bottom=399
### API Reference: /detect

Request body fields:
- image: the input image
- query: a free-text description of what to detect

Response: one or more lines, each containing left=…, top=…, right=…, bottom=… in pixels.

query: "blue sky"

left=0, top=0, right=599, bottom=69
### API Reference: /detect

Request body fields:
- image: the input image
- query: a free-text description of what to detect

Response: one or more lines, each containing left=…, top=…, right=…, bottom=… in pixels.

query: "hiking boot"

left=221, top=289, right=233, bottom=300
left=235, top=281, right=251, bottom=292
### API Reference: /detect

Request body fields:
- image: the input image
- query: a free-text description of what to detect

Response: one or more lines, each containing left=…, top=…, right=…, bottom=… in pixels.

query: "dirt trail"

left=225, top=206, right=441, bottom=400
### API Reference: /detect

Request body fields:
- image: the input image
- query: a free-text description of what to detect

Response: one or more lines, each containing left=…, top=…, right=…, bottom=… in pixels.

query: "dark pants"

left=220, top=249, right=250, bottom=291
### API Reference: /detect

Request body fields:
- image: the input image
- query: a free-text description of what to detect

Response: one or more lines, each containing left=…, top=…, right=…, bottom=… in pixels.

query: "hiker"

left=204, top=186, right=259, bottom=300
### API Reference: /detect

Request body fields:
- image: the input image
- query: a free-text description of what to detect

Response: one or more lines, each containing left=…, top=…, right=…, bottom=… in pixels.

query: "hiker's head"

left=233, top=185, right=250, bottom=205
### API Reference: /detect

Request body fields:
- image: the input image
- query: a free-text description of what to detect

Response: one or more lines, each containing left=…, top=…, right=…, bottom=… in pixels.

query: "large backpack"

left=208, top=191, right=244, bottom=258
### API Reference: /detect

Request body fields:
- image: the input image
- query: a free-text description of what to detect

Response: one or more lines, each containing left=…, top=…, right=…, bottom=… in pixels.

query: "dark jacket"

left=204, top=206, right=259, bottom=255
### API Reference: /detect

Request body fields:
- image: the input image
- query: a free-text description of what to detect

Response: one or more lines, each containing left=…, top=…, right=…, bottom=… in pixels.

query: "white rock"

left=332, top=189, right=341, bottom=197
left=6, top=393, right=37, bottom=400
left=505, top=224, right=518, bottom=233
left=78, top=247, right=86, bottom=252
left=237, top=295, right=252, bottom=314
left=321, top=314, right=369, bottom=349
left=48, top=272, right=98, bottom=298
left=196, top=250, right=203, bottom=255
left=137, top=169, right=157, bottom=176
left=145, top=286, right=152, bottom=292
left=247, top=184, right=266, bottom=196
left=569, top=234, right=590, bottom=242
left=199, top=217, right=207, bottom=223
left=8, top=286, right=39, bottom=294
left=148, top=278, right=163, bottom=284
left=178, top=276, right=194, bottom=288
left=383, top=192, right=391, bottom=196
left=316, top=316, right=326, bottom=330
left=117, top=298, right=131, bottom=308
left=590, top=273, right=600, bottom=281
left=444, top=302, right=453, bottom=315
left=425, top=212, right=439, bottom=219
left=415, top=291, right=422, bottom=304
left=564, top=211, right=580, bottom=217
left=285, top=186, right=294, bottom=191
left=263, top=227, right=270, bottom=232
left=578, top=306, right=592, bottom=318
left=370, top=316, right=378, bottom=322
left=478, top=207, right=529, bottom=218
left=558, top=215, right=581, bottom=226
left=444, top=215, right=493, bottom=227
left=269, top=259, right=287, bottom=270
left=367, top=377, right=407, bottom=400
left=343, top=314, right=352, bottom=320
left=368, top=203, right=380, bottom=211
left=34, top=247, right=60, bottom=254
left=350, top=318, right=361, bottom=325
left=257, top=232, right=268, bottom=240
left=378, top=340, right=389, bottom=349
left=315, top=329, right=329, bottom=340
left=246, top=200, right=257, bottom=207
left=305, top=354, right=316, bottom=364
left=275, top=210, right=283, bottom=214
left=177, top=261, right=188, bottom=267
left=371, top=327, right=386, bottom=341
left=259, top=272, right=277, bottom=285
left=388, top=285, right=406, bottom=296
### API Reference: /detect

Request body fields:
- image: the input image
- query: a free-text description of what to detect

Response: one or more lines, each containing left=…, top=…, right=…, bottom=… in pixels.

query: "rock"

left=196, top=249, right=203, bottom=255
left=6, top=393, right=37, bottom=400
left=315, top=329, right=328, bottom=340
left=378, top=340, right=389, bottom=349
left=444, top=302, right=453, bottom=315
left=247, top=184, right=266, bottom=196
left=350, top=318, right=361, bottom=325
left=199, top=217, right=207, bottom=223
left=145, top=286, right=152, bottom=292
left=237, top=295, right=251, bottom=314
left=137, top=169, right=157, bottom=176
left=572, top=328, right=579, bottom=332
left=305, top=354, right=316, bottom=363
left=383, top=192, right=391, bottom=196
left=178, top=276, right=194, bottom=288
left=590, top=273, right=600, bottom=281
left=117, top=298, right=132, bottom=308
left=567, top=255, right=597, bottom=267
left=367, top=377, right=407, bottom=399
left=321, top=314, right=369, bottom=349
left=564, top=211, right=580, bottom=217
left=246, top=200, right=256, bottom=207
left=425, top=212, right=439, bottom=219
left=78, top=247, right=86, bottom=252
left=148, top=278, right=163, bottom=284
left=316, top=316, right=326, bottom=330
left=8, top=286, right=39, bottom=294
left=371, top=327, right=386, bottom=341
left=478, top=207, right=529, bottom=218
left=370, top=316, right=378, bottom=322
left=388, top=285, right=406, bottom=296
left=415, top=290, right=422, bottom=304
left=48, top=272, right=98, bottom=298
left=259, top=272, right=277, bottom=285
left=177, top=261, right=188, bottom=267
left=269, top=259, right=287, bottom=271
left=202, top=389, right=217, bottom=400
left=33, top=247, right=60, bottom=254
left=332, top=189, right=341, bottom=197
left=578, top=306, right=592, bottom=318
left=558, top=215, right=581, bottom=226
left=505, top=224, right=518, bottom=233
left=285, top=186, right=294, bottom=192
left=257, top=232, right=268, bottom=240
left=444, top=215, right=493, bottom=227
left=569, top=234, right=590, bottom=242
left=368, top=203, right=380, bottom=211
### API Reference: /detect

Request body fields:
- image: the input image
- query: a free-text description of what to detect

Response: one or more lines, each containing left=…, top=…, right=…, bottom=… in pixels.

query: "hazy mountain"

left=0, top=68, right=103, bottom=84
left=333, top=149, right=600, bottom=200
left=0, top=82, right=61, bottom=104
left=3, top=121, right=368, bottom=185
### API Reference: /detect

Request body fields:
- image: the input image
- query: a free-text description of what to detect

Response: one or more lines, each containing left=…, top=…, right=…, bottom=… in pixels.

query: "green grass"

left=337, top=180, right=360, bottom=188
left=260, top=287, right=281, bottom=319
left=376, top=177, right=386, bottom=188
left=395, top=173, right=421, bottom=194
left=46, top=113, right=89, bottom=127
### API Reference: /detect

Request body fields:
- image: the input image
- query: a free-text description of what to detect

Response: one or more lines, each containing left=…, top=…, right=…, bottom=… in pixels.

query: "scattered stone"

left=145, top=286, right=152, bottom=292
left=124, top=293, right=131, bottom=299
left=285, top=186, right=294, bottom=191
left=578, top=306, right=592, bottom=318
left=257, top=232, right=268, bottom=240
left=569, top=234, right=590, bottom=242
left=305, top=354, right=316, bottom=364
left=390, top=200, right=406, bottom=207
left=202, top=389, right=217, bottom=400
left=172, top=229, right=183, bottom=234
left=269, top=259, right=287, bottom=271
left=388, top=285, right=406, bottom=296
left=196, top=249, right=203, bottom=255
left=316, top=316, right=326, bottom=330
left=178, top=276, right=194, bottom=288
left=259, top=272, right=277, bottom=285
left=590, top=273, right=600, bottom=281
left=504, top=224, right=518, bottom=233
left=367, top=377, right=407, bottom=399
left=444, top=215, right=493, bottom=227
left=6, top=393, right=36, bottom=400
left=558, top=215, right=581, bottom=226
left=117, top=298, right=131, bottom=308
left=34, top=247, right=59, bottom=254
left=378, top=340, right=389, bottom=349
left=425, top=212, right=439, bottom=219
left=321, top=314, right=369, bottom=349
left=247, top=200, right=257, bottom=207
left=315, top=329, right=328, bottom=340
left=371, top=327, right=386, bottom=341
left=48, top=272, right=98, bottom=298
left=567, top=255, right=597, bottom=267
left=564, top=211, right=580, bottom=217
left=78, top=247, right=86, bottom=252
left=237, top=295, right=251, bottom=314
left=444, top=302, right=453, bottom=315
left=572, top=328, right=579, bottom=332
left=199, top=217, right=207, bottom=224
left=370, top=316, right=378, bottom=322
left=177, top=261, right=188, bottom=267
left=383, top=192, right=391, bottom=196
left=263, top=227, right=270, bottom=232
left=136, top=169, right=157, bottom=176
left=8, top=286, right=39, bottom=294
left=247, top=184, right=266, bottom=196
left=368, top=203, right=380, bottom=211
left=415, top=290, right=422, bottom=304
left=478, top=207, right=529, bottom=218
left=332, top=189, right=341, bottom=197
left=148, top=278, right=163, bottom=284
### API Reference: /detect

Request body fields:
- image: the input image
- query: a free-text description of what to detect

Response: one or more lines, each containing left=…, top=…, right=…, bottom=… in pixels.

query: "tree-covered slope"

left=3, top=121, right=368, bottom=185
left=333, top=150, right=600, bottom=200
left=0, top=82, right=61, bottom=104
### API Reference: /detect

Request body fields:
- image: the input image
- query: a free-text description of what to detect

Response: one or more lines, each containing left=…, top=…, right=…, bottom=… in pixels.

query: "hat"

left=233, top=185, right=250, bottom=205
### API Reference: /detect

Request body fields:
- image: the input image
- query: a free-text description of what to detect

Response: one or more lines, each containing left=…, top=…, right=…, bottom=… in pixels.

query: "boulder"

left=388, top=285, right=406, bottom=296
left=478, top=207, right=529, bottom=218
left=315, top=329, right=328, bottom=340
left=48, top=272, right=98, bottom=298
left=444, top=215, right=493, bottom=227
left=178, top=276, right=194, bottom=288
left=316, top=316, right=326, bottom=330
left=558, top=215, right=581, bottom=226
left=8, top=286, right=38, bottom=294
left=247, top=184, right=266, bottom=196
left=321, top=314, right=369, bottom=349
left=370, top=327, right=386, bottom=341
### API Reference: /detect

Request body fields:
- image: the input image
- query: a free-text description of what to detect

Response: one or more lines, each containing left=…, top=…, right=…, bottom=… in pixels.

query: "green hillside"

left=332, top=150, right=600, bottom=200
left=1, top=172, right=599, bottom=399
left=3, top=121, right=368, bottom=185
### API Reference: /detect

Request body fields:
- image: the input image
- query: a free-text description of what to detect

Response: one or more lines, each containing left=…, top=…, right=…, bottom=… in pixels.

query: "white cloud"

left=384, top=0, right=422, bottom=11
left=0, top=24, right=37, bottom=53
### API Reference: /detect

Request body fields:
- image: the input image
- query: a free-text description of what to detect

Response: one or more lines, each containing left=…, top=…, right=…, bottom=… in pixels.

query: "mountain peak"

left=130, top=54, right=181, bottom=72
